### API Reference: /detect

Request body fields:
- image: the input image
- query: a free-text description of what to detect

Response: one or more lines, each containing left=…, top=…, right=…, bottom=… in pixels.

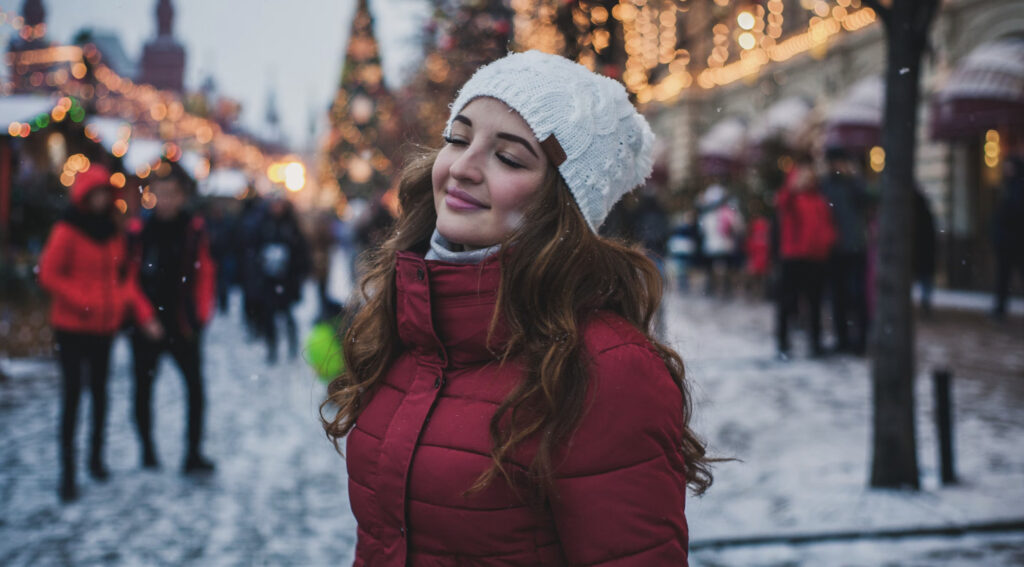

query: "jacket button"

left=433, top=377, right=441, bottom=389
left=416, top=268, right=424, bottom=281
left=400, top=526, right=406, bottom=537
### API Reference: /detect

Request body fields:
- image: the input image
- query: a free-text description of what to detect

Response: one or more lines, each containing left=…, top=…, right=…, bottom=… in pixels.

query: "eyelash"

left=443, top=136, right=526, bottom=169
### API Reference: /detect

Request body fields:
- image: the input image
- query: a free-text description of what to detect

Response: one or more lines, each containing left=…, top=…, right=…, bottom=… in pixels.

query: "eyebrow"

left=453, top=114, right=540, bottom=159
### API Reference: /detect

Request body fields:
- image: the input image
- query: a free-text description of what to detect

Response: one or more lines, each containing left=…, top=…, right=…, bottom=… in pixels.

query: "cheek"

left=493, top=178, right=541, bottom=217
left=431, top=155, right=450, bottom=212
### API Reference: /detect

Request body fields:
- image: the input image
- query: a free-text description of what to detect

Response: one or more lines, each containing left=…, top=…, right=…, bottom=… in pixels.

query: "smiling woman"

left=432, top=97, right=549, bottom=250
left=322, top=50, right=712, bottom=566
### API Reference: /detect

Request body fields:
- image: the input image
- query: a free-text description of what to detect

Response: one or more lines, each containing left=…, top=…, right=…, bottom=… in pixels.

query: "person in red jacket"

left=127, top=161, right=217, bottom=474
left=38, top=164, right=159, bottom=502
left=773, top=155, right=837, bottom=359
left=322, top=51, right=712, bottom=566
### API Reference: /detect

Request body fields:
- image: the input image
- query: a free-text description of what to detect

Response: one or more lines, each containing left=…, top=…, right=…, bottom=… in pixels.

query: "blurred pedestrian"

left=238, top=196, right=266, bottom=338
left=351, top=191, right=394, bottom=285
left=127, top=162, right=216, bottom=473
left=37, top=165, right=159, bottom=502
left=743, top=199, right=771, bottom=300
left=321, top=51, right=710, bottom=564
left=257, top=194, right=310, bottom=364
left=774, top=155, right=837, bottom=359
left=668, top=210, right=700, bottom=292
left=993, top=156, right=1024, bottom=320
left=698, top=180, right=744, bottom=297
left=820, top=147, right=870, bottom=353
left=912, top=185, right=937, bottom=316
left=309, top=209, right=340, bottom=318
left=204, top=203, right=238, bottom=315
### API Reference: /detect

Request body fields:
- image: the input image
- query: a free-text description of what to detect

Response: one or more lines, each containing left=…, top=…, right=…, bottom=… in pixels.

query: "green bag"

left=305, top=321, right=345, bottom=384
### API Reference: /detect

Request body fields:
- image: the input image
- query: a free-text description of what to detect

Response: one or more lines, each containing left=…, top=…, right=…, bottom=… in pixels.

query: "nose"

left=448, top=143, right=484, bottom=185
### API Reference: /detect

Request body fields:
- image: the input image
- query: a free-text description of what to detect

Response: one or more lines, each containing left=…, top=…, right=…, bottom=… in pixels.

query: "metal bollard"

left=933, top=368, right=957, bottom=485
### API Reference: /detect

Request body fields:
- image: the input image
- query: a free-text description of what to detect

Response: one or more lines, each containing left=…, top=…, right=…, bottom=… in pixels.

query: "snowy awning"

left=200, top=168, right=249, bottom=198
left=121, top=138, right=165, bottom=175
left=931, top=38, right=1024, bottom=139
left=698, top=117, right=747, bottom=160
left=0, top=95, right=58, bottom=130
left=84, top=116, right=130, bottom=151
left=178, top=150, right=206, bottom=180
left=749, top=97, right=812, bottom=145
left=824, top=75, right=883, bottom=150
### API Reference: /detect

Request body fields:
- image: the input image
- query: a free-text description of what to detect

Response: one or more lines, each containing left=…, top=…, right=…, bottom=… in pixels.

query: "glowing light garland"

left=1, top=7, right=274, bottom=179
left=510, top=1, right=878, bottom=105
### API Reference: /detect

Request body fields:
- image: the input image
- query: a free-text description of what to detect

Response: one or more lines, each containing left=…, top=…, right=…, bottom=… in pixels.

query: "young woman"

left=323, top=51, right=711, bottom=565
left=38, top=164, right=159, bottom=502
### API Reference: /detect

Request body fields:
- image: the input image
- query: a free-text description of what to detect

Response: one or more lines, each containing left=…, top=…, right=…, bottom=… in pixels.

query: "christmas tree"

left=326, top=0, right=401, bottom=200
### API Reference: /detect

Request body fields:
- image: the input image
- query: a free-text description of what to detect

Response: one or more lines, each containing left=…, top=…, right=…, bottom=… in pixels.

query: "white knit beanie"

left=444, top=50, right=655, bottom=231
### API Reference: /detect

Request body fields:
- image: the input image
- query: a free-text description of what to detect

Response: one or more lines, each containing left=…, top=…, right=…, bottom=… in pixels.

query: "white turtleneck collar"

left=424, top=229, right=501, bottom=264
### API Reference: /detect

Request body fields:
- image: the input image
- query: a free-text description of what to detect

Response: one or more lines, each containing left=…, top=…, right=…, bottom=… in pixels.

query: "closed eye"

left=443, top=135, right=468, bottom=146
left=496, top=154, right=525, bottom=169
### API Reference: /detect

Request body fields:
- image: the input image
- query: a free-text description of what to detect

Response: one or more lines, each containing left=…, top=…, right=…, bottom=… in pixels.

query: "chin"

left=436, top=218, right=498, bottom=250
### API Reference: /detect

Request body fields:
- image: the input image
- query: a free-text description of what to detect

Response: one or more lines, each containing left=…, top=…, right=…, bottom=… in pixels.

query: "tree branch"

left=860, top=0, right=892, bottom=28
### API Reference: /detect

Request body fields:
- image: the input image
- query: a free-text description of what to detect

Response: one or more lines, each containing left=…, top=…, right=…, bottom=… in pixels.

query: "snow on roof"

left=698, top=117, right=747, bottom=160
left=121, top=138, right=165, bottom=173
left=826, top=75, right=884, bottom=128
left=0, top=94, right=57, bottom=127
left=200, top=168, right=249, bottom=198
left=938, top=38, right=1024, bottom=102
left=178, top=150, right=205, bottom=179
left=84, top=116, right=130, bottom=152
left=749, top=97, right=812, bottom=143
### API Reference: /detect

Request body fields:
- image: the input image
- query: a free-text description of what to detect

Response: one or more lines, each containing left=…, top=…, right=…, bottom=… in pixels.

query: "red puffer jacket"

left=346, top=251, right=689, bottom=566
left=37, top=166, right=154, bottom=334
left=776, top=170, right=837, bottom=261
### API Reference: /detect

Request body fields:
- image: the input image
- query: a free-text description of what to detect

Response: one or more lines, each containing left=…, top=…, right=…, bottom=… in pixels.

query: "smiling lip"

left=445, top=188, right=489, bottom=211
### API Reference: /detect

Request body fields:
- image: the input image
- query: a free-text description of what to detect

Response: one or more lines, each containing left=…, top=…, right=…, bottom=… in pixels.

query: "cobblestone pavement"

left=2, top=279, right=1022, bottom=566
left=0, top=289, right=357, bottom=566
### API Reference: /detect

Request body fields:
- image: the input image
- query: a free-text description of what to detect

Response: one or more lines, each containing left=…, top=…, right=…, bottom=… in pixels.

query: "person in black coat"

left=993, top=156, right=1024, bottom=319
left=257, top=195, right=311, bottom=363
left=128, top=164, right=217, bottom=474
left=912, top=186, right=937, bottom=315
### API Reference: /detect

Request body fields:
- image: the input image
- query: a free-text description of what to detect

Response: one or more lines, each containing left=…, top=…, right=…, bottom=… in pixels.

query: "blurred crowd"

left=605, top=151, right=1024, bottom=360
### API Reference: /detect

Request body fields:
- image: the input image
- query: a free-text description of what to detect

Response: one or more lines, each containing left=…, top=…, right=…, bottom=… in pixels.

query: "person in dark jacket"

left=993, top=156, right=1024, bottom=319
left=257, top=194, right=311, bottom=363
left=912, top=186, right=937, bottom=315
left=820, top=147, right=870, bottom=353
left=38, top=164, right=159, bottom=502
left=321, top=51, right=711, bottom=566
left=127, top=162, right=217, bottom=473
left=204, top=204, right=238, bottom=314
left=774, top=156, right=837, bottom=359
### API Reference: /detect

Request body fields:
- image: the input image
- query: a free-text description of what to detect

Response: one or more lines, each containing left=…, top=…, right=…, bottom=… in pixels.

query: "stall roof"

left=84, top=116, right=128, bottom=151
left=749, top=97, right=812, bottom=145
left=121, top=138, right=165, bottom=174
left=932, top=38, right=1024, bottom=139
left=200, top=168, right=248, bottom=198
left=0, top=95, right=57, bottom=129
left=824, top=75, right=883, bottom=150
left=698, top=117, right=747, bottom=160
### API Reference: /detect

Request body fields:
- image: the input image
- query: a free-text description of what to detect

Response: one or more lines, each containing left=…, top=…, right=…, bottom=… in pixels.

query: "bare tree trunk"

left=862, top=0, right=938, bottom=489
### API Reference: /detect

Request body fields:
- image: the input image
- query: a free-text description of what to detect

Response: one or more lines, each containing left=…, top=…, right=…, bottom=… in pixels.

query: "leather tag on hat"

left=540, top=135, right=567, bottom=166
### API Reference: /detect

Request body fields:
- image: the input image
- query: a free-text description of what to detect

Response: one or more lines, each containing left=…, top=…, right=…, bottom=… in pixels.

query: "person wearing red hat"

left=37, top=164, right=161, bottom=502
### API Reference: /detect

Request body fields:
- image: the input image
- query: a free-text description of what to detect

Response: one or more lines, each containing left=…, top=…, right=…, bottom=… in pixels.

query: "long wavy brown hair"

left=322, top=147, right=712, bottom=499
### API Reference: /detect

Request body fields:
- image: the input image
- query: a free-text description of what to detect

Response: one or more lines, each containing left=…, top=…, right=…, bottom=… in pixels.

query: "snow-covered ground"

left=1, top=248, right=1022, bottom=566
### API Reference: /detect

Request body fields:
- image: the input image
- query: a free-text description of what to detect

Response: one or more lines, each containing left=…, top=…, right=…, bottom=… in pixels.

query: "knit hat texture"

left=445, top=50, right=655, bottom=231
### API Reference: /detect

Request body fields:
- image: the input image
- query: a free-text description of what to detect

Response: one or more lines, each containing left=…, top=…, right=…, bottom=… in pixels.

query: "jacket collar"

left=394, top=251, right=506, bottom=368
